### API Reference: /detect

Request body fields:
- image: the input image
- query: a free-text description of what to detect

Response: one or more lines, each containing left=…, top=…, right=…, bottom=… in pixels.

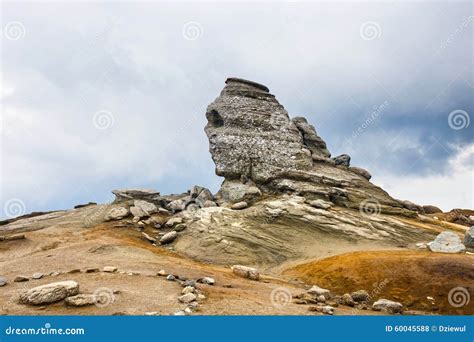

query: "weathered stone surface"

left=422, top=205, right=443, bottom=214
left=351, top=290, right=370, bottom=303
left=112, top=189, right=160, bottom=202
left=160, top=231, right=178, bottom=244
left=133, top=200, right=157, bottom=216
left=349, top=167, right=372, bottom=181
left=199, top=277, right=215, bottom=285
left=32, top=272, right=43, bottom=280
left=231, top=201, right=248, bottom=210
left=231, top=265, right=260, bottom=280
left=372, top=299, right=403, bottom=313
left=332, top=154, right=351, bottom=167
left=309, top=304, right=334, bottom=315
left=464, top=226, right=474, bottom=248
left=429, top=231, right=466, bottom=253
left=65, top=294, right=96, bottom=306
left=341, top=293, right=356, bottom=307
left=173, top=223, right=187, bottom=232
left=166, top=217, right=184, bottom=227
left=306, top=199, right=332, bottom=210
left=178, top=293, right=197, bottom=303
left=291, top=117, right=330, bottom=159
left=217, top=179, right=262, bottom=204
left=19, top=281, right=79, bottom=305
left=105, top=207, right=129, bottom=221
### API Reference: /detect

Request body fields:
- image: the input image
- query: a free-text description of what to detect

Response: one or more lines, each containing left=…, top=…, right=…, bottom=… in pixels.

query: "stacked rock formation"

left=205, top=78, right=404, bottom=213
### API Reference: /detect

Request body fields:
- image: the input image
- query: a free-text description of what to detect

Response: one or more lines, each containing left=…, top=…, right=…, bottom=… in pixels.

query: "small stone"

left=351, top=290, right=370, bottom=303
left=173, top=223, right=187, bottom=232
left=317, top=295, right=326, bottom=303
left=332, top=154, right=351, bottom=167
left=160, top=231, right=178, bottom=244
left=178, top=293, right=197, bottom=303
left=50, top=272, right=60, bottom=277
left=165, top=217, right=184, bottom=227
left=174, top=310, right=186, bottom=316
left=67, top=269, right=81, bottom=274
left=142, top=232, right=157, bottom=243
left=137, top=221, right=145, bottom=228
left=0, top=276, right=7, bottom=286
left=154, top=223, right=162, bottom=229
left=200, top=277, right=215, bottom=285
left=307, top=285, right=331, bottom=299
left=32, top=273, right=43, bottom=280
left=103, top=266, right=118, bottom=273
left=65, top=294, right=96, bottom=307
left=197, top=294, right=206, bottom=300
left=231, top=265, right=260, bottom=280
left=182, top=286, right=195, bottom=295
left=372, top=299, right=403, bottom=313
left=183, top=279, right=196, bottom=287
left=157, top=270, right=167, bottom=276
left=184, top=307, right=193, bottom=315
left=166, top=274, right=176, bottom=281
left=85, top=268, right=100, bottom=273
left=231, top=201, right=248, bottom=210
left=14, top=276, right=29, bottom=282
left=144, top=311, right=160, bottom=316
left=309, top=305, right=334, bottom=315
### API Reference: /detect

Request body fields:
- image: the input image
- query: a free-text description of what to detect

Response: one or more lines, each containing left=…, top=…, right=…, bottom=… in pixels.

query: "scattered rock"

left=178, top=293, right=197, bottom=303
left=182, top=286, right=195, bottom=295
left=422, top=205, right=443, bottom=214
left=199, top=277, right=215, bottom=285
left=416, top=242, right=428, bottom=249
left=317, top=295, right=326, bottom=303
left=19, top=280, right=79, bottom=305
left=160, top=231, right=178, bottom=244
left=341, top=293, right=356, bottom=307
left=464, top=226, right=474, bottom=248
left=68, top=269, right=81, bottom=274
left=174, top=310, right=186, bottom=316
left=372, top=299, right=403, bottom=313
left=142, top=232, right=157, bottom=243
left=231, top=265, right=260, bottom=281
left=173, top=223, right=187, bottom=232
left=351, top=290, right=369, bottom=303
left=131, top=200, right=158, bottom=219
left=165, top=217, right=184, bottom=227
left=65, top=294, right=96, bottom=306
left=105, top=207, right=129, bottom=221
left=401, top=200, right=424, bottom=212
left=332, top=154, right=351, bottom=167
left=307, top=285, right=331, bottom=299
left=429, top=231, right=466, bottom=253
left=231, top=201, right=248, bottom=210
left=103, top=266, right=118, bottom=273
left=184, top=307, right=193, bottom=315
left=183, top=279, right=196, bottom=287
left=166, top=274, right=176, bottom=281
left=307, top=199, right=333, bottom=210
left=309, top=305, right=334, bottom=315
left=85, top=268, right=100, bottom=273
left=32, top=273, right=43, bottom=280
left=197, top=294, right=206, bottom=300
left=0, top=276, right=7, bottom=287
left=14, top=276, right=29, bottom=282
left=157, top=270, right=167, bottom=276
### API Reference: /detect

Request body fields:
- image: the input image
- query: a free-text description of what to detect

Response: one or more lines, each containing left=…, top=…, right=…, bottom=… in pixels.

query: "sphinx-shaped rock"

left=205, top=78, right=403, bottom=210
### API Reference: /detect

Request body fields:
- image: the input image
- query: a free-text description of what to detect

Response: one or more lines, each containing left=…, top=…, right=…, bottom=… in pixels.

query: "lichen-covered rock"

left=429, top=231, right=466, bottom=253
left=19, top=281, right=79, bottom=305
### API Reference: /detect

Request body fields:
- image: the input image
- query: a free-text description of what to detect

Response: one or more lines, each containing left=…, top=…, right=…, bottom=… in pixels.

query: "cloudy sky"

left=1, top=1, right=473, bottom=218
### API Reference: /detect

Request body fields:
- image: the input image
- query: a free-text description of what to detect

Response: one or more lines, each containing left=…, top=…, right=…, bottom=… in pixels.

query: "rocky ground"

left=1, top=78, right=472, bottom=316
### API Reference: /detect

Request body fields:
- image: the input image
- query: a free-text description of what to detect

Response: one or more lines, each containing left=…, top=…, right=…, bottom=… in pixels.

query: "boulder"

left=401, top=200, right=424, bottom=213
left=349, top=167, right=372, bottom=180
left=422, top=205, right=443, bottom=214
left=65, top=294, right=96, bottom=306
left=105, top=207, right=129, bottom=221
left=351, top=290, right=370, bottom=303
left=160, top=231, right=178, bottom=244
left=332, top=154, right=351, bottom=167
left=231, top=265, right=260, bottom=281
left=464, top=226, right=474, bottom=248
left=372, top=299, right=403, bottom=313
left=307, top=285, right=331, bottom=299
left=19, top=281, right=79, bottom=305
left=133, top=200, right=157, bottom=215
left=217, top=179, right=262, bottom=204
left=167, top=199, right=187, bottom=212
left=429, top=231, right=466, bottom=253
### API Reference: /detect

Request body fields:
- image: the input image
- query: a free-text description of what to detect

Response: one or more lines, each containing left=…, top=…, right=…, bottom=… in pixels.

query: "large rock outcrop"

left=205, top=78, right=404, bottom=212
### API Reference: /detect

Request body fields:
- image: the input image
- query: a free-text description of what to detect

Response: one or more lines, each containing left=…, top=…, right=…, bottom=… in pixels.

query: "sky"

left=1, top=1, right=473, bottom=219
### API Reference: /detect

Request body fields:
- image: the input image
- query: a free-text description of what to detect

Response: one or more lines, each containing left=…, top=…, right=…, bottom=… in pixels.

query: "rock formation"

left=205, top=78, right=404, bottom=213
